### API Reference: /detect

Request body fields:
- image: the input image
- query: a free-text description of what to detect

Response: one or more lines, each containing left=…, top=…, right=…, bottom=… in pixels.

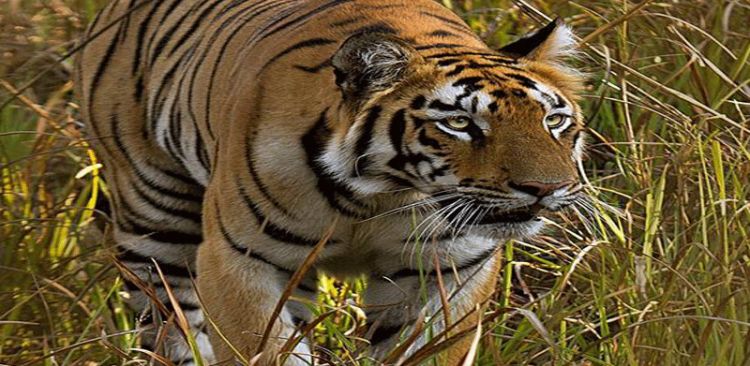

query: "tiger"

left=75, top=0, right=587, bottom=364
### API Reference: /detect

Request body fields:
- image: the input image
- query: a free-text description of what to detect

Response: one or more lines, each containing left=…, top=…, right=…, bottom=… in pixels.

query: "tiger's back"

left=77, top=0, right=487, bottom=183
left=77, top=1, right=586, bottom=364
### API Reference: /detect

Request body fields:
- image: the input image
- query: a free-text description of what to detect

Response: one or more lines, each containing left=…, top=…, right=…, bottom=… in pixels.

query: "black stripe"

left=511, top=89, right=527, bottom=98
left=216, top=0, right=252, bottom=17
left=123, top=280, right=202, bottom=312
left=244, top=3, right=299, bottom=46
left=452, top=76, right=484, bottom=89
left=507, top=73, right=537, bottom=89
left=419, top=11, right=469, bottom=30
left=452, top=78, right=483, bottom=106
left=157, top=0, right=183, bottom=25
left=387, top=149, right=430, bottom=177
left=89, top=23, right=122, bottom=108
left=236, top=182, right=324, bottom=247
left=418, top=129, right=442, bottom=150
left=117, top=249, right=193, bottom=278
left=167, top=99, right=184, bottom=159
left=428, top=100, right=461, bottom=112
left=348, top=22, right=397, bottom=37
left=429, top=30, right=459, bottom=38
left=471, top=95, right=479, bottom=113
left=294, top=59, right=331, bottom=73
left=297, top=282, right=316, bottom=293
left=108, top=111, right=204, bottom=203
left=291, top=316, right=307, bottom=327
left=117, top=200, right=203, bottom=245
left=491, top=90, right=508, bottom=99
left=419, top=11, right=479, bottom=39
left=446, top=65, right=466, bottom=77
left=552, top=92, right=567, bottom=109
left=352, top=106, right=382, bottom=176
left=260, top=37, right=336, bottom=73
left=169, top=52, right=199, bottom=167
left=149, top=42, right=197, bottom=137
left=153, top=166, right=203, bottom=195
left=195, top=130, right=209, bottom=171
left=488, top=102, right=499, bottom=113
left=415, top=43, right=469, bottom=51
left=330, top=15, right=365, bottom=27
left=185, top=0, right=267, bottom=141
left=245, top=136, right=293, bottom=218
left=169, top=300, right=201, bottom=312
left=134, top=74, right=145, bottom=101
left=386, top=246, right=496, bottom=279
left=462, top=61, right=508, bottom=73
left=301, top=109, right=369, bottom=217
left=167, top=0, right=225, bottom=57
left=115, top=0, right=137, bottom=44
left=118, top=218, right=202, bottom=246
left=149, top=1, right=203, bottom=65
left=425, top=51, right=500, bottom=60
left=369, top=323, right=403, bottom=344
left=215, top=205, right=294, bottom=274
left=436, top=58, right=462, bottom=67
left=131, top=182, right=202, bottom=224
left=428, top=164, right=450, bottom=181
left=481, top=55, right=520, bottom=64
left=160, top=132, right=180, bottom=169
left=204, top=0, right=289, bottom=140
left=410, top=95, right=426, bottom=110
left=132, top=1, right=162, bottom=74
left=388, top=109, right=407, bottom=154
left=84, top=3, right=105, bottom=39
left=258, top=0, right=354, bottom=42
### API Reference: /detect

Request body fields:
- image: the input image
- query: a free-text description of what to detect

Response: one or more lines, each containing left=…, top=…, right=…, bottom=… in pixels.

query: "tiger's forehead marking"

left=505, top=73, right=573, bottom=115
left=425, top=70, right=573, bottom=117
left=426, top=82, right=492, bottom=131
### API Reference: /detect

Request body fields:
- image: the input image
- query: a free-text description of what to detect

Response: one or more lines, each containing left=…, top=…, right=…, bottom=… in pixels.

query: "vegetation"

left=1, top=0, right=748, bottom=364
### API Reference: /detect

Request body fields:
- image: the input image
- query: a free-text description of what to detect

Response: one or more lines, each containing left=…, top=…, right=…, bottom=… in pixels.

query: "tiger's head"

left=325, top=19, right=587, bottom=238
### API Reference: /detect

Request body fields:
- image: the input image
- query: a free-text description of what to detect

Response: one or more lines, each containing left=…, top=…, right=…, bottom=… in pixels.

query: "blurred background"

left=1, top=0, right=748, bottom=365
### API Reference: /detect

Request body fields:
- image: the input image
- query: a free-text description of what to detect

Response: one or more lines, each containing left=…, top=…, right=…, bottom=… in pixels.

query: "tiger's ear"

left=499, top=18, right=576, bottom=62
left=332, top=32, right=422, bottom=103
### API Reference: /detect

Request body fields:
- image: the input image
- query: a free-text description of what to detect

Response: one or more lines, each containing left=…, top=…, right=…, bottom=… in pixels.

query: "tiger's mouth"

left=438, top=198, right=544, bottom=225
left=476, top=204, right=543, bottom=225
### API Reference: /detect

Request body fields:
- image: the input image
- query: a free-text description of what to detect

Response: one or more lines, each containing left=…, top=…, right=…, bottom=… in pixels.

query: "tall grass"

left=1, top=0, right=748, bottom=365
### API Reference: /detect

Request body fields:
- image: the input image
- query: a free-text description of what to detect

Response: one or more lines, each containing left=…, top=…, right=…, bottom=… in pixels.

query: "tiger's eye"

left=445, top=116, right=472, bottom=130
left=545, top=114, right=567, bottom=129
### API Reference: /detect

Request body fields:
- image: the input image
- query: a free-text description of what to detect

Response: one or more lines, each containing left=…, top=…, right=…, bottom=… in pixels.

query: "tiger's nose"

left=508, top=180, right=574, bottom=198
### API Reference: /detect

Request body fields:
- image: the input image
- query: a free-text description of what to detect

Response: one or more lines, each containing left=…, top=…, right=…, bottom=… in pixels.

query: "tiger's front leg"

left=365, top=238, right=504, bottom=364
left=197, top=192, right=316, bottom=366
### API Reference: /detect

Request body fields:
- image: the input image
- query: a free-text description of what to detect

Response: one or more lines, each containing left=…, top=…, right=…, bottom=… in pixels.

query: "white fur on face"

left=572, top=131, right=587, bottom=163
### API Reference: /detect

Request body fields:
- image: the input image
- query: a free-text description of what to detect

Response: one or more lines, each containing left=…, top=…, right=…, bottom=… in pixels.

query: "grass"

left=1, top=0, right=749, bottom=365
